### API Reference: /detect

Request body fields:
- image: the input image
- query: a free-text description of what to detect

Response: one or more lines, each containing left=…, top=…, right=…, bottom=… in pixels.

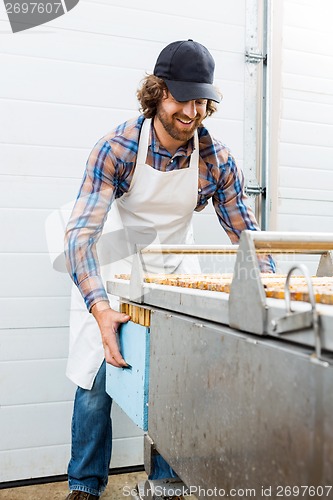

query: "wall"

left=270, top=0, right=333, bottom=273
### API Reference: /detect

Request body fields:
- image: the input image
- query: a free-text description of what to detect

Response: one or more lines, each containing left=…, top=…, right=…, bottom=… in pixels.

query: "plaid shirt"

left=65, top=115, right=275, bottom=310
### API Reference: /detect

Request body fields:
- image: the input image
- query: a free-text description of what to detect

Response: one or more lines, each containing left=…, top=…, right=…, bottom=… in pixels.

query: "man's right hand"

left=91, top=301, right=130, bottom=368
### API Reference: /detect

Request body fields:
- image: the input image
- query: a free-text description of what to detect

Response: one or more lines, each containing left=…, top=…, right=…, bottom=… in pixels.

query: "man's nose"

left=181, top=100, right=197, bottom=118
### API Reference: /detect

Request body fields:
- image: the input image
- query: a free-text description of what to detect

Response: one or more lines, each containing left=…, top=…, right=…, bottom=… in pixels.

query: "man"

left=64, top=39, right=275, bottom=499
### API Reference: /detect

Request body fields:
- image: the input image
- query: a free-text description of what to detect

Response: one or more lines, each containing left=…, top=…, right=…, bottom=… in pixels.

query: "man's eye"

left=196, top=100, right=207, bottom=105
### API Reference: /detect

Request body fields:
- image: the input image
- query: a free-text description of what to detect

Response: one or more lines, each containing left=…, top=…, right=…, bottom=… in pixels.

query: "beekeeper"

left=64, top=39, right=275, bottom=500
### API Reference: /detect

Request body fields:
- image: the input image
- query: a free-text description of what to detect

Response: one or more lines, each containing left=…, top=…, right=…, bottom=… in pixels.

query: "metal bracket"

left=245, top=184, right=266, bottom=197
left=129, top=245, right=145, bottom=303
left=271, top=310, right=313, bottom=334
left=229, top=231, right=268, bottom=335
left=245, top=50, right=267, bottom=64
left=143, top=434, right=155, bottom=476
left=270, top=264, right=323, bottom=361
left=317, top=251, right=333, bottom=277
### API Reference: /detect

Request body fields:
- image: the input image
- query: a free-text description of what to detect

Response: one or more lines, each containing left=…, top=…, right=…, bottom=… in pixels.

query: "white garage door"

left=270, top=0, right=333, bottom=274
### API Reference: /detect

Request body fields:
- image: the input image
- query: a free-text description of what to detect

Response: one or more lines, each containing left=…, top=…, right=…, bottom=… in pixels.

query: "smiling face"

left=155, top=91, right=208, bottom=147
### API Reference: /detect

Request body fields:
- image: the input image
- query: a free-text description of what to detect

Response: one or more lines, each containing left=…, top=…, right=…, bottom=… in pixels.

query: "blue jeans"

left=68, top=361, right=177, bottom=496
left=68, top=360, right=112, bottom=496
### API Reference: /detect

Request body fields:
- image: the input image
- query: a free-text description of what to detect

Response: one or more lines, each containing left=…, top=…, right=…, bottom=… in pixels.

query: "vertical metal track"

left=244, top=0, right=260, bottom=215
left=244, top=0, right=269, bottom=228
left=261, top=0, right=270, bottom=230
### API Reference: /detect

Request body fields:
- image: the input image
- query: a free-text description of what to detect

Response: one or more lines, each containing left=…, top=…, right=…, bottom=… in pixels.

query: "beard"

left=156, top=107, right=204, bottom=142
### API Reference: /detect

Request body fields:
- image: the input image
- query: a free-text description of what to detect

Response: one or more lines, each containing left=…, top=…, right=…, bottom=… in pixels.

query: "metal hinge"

left=269, top=264, right=328, bottom=366
left=245, top=185, right=266, bottom=197
left=245, top=51, right=267, bottom=64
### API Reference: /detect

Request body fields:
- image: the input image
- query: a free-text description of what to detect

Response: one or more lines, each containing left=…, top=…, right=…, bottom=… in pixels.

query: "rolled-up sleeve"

left=213, top=153, right=275, bottom=273
left=64, top=140, right=117, bottom=310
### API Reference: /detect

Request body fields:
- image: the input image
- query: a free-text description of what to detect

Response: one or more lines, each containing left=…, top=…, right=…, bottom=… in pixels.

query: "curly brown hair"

left=137, top=74, right=221, bottom=119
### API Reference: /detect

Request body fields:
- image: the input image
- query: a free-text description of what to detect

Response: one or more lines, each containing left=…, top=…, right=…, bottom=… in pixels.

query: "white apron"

left=67, top=118, right=200, bottom=389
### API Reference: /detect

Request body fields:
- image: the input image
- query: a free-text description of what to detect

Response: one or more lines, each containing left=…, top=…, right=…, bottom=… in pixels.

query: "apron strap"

left=189, top=130, right=199, bottom=169
left=136, top=118, right=151, bottom=165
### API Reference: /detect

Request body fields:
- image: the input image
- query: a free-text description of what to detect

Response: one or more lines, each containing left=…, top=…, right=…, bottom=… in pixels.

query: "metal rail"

left=136, top=233, right=333, bottom=254
left=250, top=231, right=333, bottom=253
left=139, top=244, right=239, bottom=254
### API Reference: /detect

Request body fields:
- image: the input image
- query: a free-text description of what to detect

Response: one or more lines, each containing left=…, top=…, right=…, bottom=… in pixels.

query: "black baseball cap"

left=153, top=39, right=221, bottom=103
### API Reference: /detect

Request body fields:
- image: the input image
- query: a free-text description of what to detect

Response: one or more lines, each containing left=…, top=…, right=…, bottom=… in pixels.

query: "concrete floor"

left=0, top=471, right=147, bottom=499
